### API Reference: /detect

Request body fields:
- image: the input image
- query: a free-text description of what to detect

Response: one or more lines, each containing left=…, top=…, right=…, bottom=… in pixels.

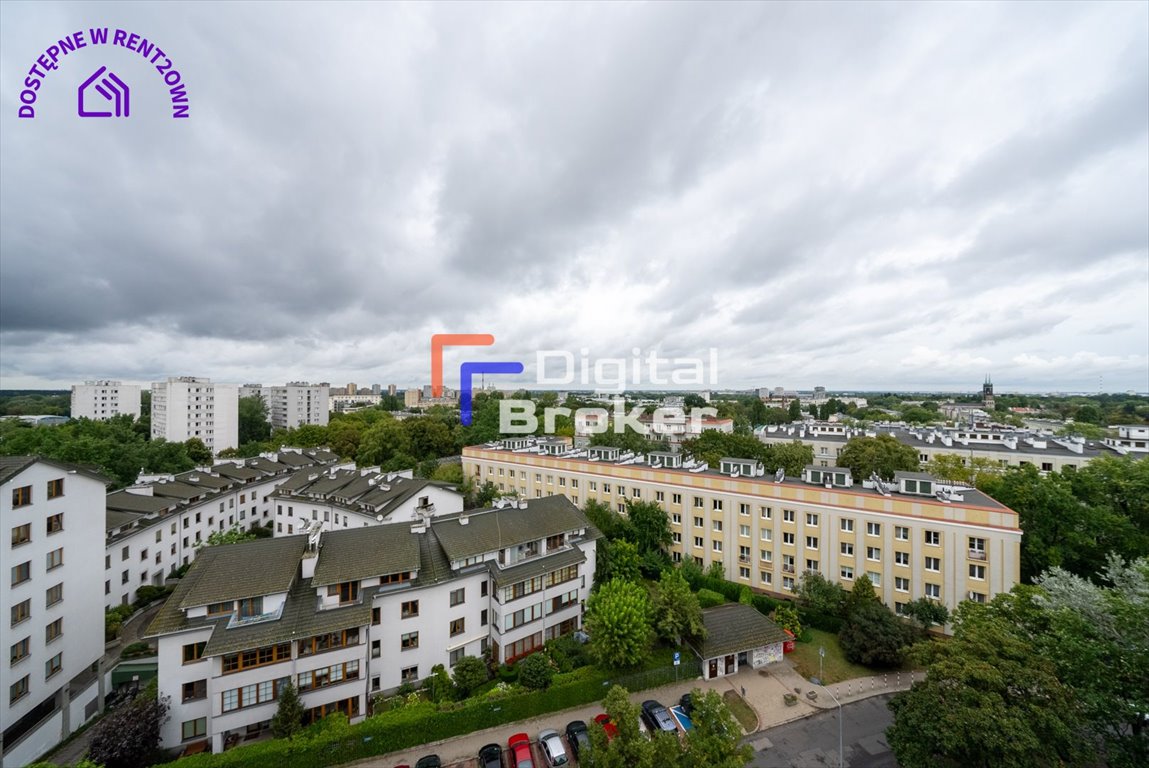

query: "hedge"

left=174, top=660, right=701, bottom=768
left=798, top=608, right=845, bottom=634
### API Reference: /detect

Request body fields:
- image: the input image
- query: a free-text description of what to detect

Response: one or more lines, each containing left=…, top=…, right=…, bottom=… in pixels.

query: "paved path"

left=746, top=695, right=896, bottom=768
left=347, top=659, right=918, bottom=767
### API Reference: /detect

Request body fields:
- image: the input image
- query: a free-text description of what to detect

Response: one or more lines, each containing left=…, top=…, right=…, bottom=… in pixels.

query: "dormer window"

left=237, top=597, right=263, bottom=619
left=328, top=581, right=360, bottom=604
left=207, top=601, right=234, bottom=617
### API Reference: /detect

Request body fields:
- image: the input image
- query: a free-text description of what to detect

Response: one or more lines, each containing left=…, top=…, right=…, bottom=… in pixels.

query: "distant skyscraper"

left=265, top=382, right=330, bottom=430
left=151, top=377, right=238, bottom=454
left=347, top=382, right=358, bottom=395
left=70, top=380, right=141, bottom=420
left=388, top=384, right=397, bottom=396
left=422, top=384, right=433, bottom=400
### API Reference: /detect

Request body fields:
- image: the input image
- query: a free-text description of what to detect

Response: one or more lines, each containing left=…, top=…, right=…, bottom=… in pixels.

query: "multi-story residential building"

left=269, top=469, right=464, bottom=536
left=151, top=377, right=239, bottom=455
left=463, top=439, right=1021, bottom=620
left=330, top=393, right=382, bottom=413
left=1102, top=425, right=1149, bottom=455
left=70, top=380, right=142, bottom=421
left=239, top=383, right=330, bottom=430
left=145, top=495, right=597, bottom=754
left=757, top=421, right=1120, bottom=474
left=103, top=450, right=340, bottom=610
left=2, top=458, right=109, bottom=768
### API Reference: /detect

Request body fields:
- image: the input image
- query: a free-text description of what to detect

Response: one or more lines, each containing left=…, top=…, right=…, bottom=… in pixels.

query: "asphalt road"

left=746, top=694, right=897, bottom=768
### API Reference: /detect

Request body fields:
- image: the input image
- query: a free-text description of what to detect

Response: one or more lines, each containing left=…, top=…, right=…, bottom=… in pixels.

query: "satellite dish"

left=376, top=514, right=384, bottom=522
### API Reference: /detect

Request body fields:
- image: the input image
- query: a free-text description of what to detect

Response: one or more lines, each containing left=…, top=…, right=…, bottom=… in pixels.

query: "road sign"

left=673, top=652, right=681, bottom=666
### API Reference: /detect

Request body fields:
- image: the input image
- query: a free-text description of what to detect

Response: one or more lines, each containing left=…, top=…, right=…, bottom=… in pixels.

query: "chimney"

left=518, top=499, right=528, bottom=509
left=459, top=514, right=469, bottom=526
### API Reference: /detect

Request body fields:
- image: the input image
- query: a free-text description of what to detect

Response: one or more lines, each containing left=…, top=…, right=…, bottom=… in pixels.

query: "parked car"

left=414, top=757, right=441, bottom=768
left=479, top=743, right=506, bottom=768
left=679, top=692, right=694, bottom=716
left=509, top=732, right=533, bottom=768
left=565, top=720, right=590, bottom=761
left=641, top=699, right=678, bottom=733
left=538, top=729, right=569, bottom=767
left=592, top=713, right=618, bottom=742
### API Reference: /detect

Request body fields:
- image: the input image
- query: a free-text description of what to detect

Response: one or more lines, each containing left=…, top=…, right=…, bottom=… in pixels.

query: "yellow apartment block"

left=463, top=440, right=1021, bottom=622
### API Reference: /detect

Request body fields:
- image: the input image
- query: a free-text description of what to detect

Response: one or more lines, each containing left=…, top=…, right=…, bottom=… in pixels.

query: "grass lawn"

left=787, top=628, right=873, bottom=684
left=722, top=690, right=758, bottom=733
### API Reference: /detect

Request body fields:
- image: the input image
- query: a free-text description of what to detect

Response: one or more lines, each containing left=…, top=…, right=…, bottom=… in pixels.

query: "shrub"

left=451, top=656, right=488, bottom=698
left=799, top=608, right=845, bottom=634
left=427, top=664, right=453, bottom=703
left=270, top=681, right=304, bottom=738
left=696, top=589, right=726, bottom=609
left=120, top=642, right=154, bottom=659
left=518, top=652, right=556, bottom=690
left=838, top=602, right=913, bottom=667
left=497, top=663, right=518, bottom=683
left=133, top=585, right=171, bottom=609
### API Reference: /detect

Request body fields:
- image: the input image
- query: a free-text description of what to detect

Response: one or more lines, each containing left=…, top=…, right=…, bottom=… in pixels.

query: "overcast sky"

left=1, top=1, right=1146, bottom=395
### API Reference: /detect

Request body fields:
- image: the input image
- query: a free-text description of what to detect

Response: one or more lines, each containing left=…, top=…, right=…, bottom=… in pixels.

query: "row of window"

left=10, top=513, right=65, bottom=547
left=9, top=478, right=65, bottom=508
left=10, top=548, right=65, bottom=587
left=7, top=653, right=63, bottom=703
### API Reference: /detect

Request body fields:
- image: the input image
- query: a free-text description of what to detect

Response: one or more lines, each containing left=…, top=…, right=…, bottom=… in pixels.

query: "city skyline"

left=1, top=2, right=1146, bottom=392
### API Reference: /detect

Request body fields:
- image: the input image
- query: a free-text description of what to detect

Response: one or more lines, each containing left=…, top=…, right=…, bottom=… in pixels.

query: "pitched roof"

left=177, top=536, right=307, bottom=608
left=310, top=524, right=421, bottom=586
left=491, top=545, right=586, bottom=588
left=689, top=603, right=789, bottom=660
left=0, top=456, right=35, bottom=485
left=150, top=481, right=211, bottom=501
left=106, top=490, right=178, bottom=514
left=432, top=496, right=596, bottom=562
left=246, top=457, right=292, bottom=475
left=0, top=456, right=111, bottom=486
left=212, top=463, right=262, bottom=482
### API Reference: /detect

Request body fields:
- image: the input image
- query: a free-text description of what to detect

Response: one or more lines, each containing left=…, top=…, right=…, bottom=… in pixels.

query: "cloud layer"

left=1, top=1, right=1146, bottom=393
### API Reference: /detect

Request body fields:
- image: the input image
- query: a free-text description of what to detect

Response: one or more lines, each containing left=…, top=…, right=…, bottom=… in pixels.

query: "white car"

left=538, top=729, right=568, bottom=767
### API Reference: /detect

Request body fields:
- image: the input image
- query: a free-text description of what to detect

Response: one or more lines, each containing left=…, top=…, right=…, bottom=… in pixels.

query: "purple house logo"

left=78, top=66, right=129, bottom=117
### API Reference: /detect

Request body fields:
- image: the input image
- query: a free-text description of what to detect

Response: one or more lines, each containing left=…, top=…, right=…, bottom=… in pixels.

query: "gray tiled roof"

left=690, top=603, right=789, bottom=660
left=150, top=481, right=211, bottom=501
left=176, top=471, right=234, bottom=490
left=107, top=509, right=144, bottom=530
left=0, top=456, right=111, bottom=487
left=491, top=546, right=586, bottom=588
left=177, top=536, right=307, bottom=609
left=213, top=464, right=262, bottom=482
left=106, top=490, right=178, bottom=514
left=276, top=452, right=317, bottom=467
left=310, top=525, right=421, bottom=587
left=432, top=496, right=595, bottom=562
left=246, top=457, right=293, bottom=475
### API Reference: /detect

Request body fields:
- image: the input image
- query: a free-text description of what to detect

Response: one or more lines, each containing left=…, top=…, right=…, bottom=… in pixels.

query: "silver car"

left=538, top=729, right=568, bottom=767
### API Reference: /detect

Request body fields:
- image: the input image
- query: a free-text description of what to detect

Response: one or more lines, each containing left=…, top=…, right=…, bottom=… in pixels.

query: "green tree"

left=838, top=601, right=912, bottom=667
left=837, top=434, right=920, bottom=481
left=427, top=663, right=453, bottom=702
left=270, top=680, right=304, bottom=738
left=845, top=572, right=881, bottom=615
left=596, top=539, right=642, bottom=585
left=451, top=655, right=488, bottom=698
left=788, top=399, right=802, bottom=421
left=651, top=568, right=706, bottom=645
left=772, top=604, right=802, bottom=636
left=902, top=597, right=949, bottom=632
left=183, top=437, right=213, bottom=463
left=795, top=571, right=847, bottom=617
left=196, top=526, right=257, bottom=549
left=518, top=651, right=556, bottom=690
left=325, top=418, right=363, bottom=459
left=583, top=499, right=636, bottom=542
left=588, top=685, right=656, bottom=768
left=585, top=579, right=653, bottom=669
left=926, top=453, right=999, bottom=486
left=86, top=683, right=169, bottom=768
left=887, top=596, right=1088, bottom=768
left=238, top=395, right=271, bottom=445
left=626, top=499, right=671, bottom=556
left=681, top=689, right=754, bottom=768
left=356, top=416, right=412, bottom=467
left=767, top=440, right=815, bottom=476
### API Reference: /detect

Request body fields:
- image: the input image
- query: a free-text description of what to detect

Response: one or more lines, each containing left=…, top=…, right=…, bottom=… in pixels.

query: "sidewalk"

left=347, top=660, right=919, bottom=767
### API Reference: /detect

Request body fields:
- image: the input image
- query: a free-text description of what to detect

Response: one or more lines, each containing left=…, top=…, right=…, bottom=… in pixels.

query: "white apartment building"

left=103, top=450, right=341, bottom=610
left=145, top=496, right=597, bottom=754
left=269, top=468, right=464, bottom=536
left=1102, top=425, right=1149, bottom=455
left=240, top=383, right=330, bottom=430
left=70, top=381, right=142, bottom=421
left=151, top=377, right=239, bottom=455
left=2, top=458, right=109, bottom=768
left=463, top=439, right=1021, bottom=621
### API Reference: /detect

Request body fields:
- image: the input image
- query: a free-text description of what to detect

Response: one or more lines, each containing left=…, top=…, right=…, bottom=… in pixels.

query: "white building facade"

left=2, top=459, right=109, bottom=768
left=151, top=377, right=239, bottom=455
left=70, top=381, right=142, bottom=421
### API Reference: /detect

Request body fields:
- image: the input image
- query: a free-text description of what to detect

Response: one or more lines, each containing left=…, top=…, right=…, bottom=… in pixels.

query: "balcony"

left=782, top=564, right=795, bottom=574
left=968, top=550, right=987, bottom=561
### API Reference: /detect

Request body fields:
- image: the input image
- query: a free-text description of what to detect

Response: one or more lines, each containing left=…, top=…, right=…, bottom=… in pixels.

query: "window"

left=783, top=532, right=795, bottom=545
left=712, top=540, right=722, bottom=552
left=759, top=549, right=772, bottom=563
left=181, top=717, right=207, bottom=741
left=968, top=537, right=986, bottom=560
left=693, top=536, right=703, bottom=548
left=841, top=542, right=854, bottom=556
left=924, top=530, right=940, bottom=546
left=806, top=513, right=819, bottom=526
left=760, top=571, right=772, bottom=585
left=712, top=499, right=723, bottom=511
left=47, top=478, right=64, bottom=499
left=45, top=617, right=63, bottom=643
left=121, top=545, right=130, bottom=561
left=11, top=523, right=31, bottom=546
left=969, top=564, right=986, bottom=580
left=867, top=571, right=882, bottom=588
left=505, top=603, right=544, bottom=630
left=739, top=503, right=750, bottom=516
left=11, top=599, right=31, bottom=627
left=783, top=510, right=795, bottom=523
left=11, top=561, right=31, bottom=586
left=924, top=556, right=941, bottom=572
left=782, top=576, right=794, bottom=590
left=401, top=632, right=419, bottom=650
left=895, top=551, right=910, bottom=567
left=401, top=665, right=418, bottom=682
left=237, top=597, right=263, bottom=619
left=672, top=513, right=682, bottom=524
left=45, top=582, right=63, bottom=607
left=895, top=526, right=909, bottom=541
left=401, top=600, right=419, bottom=619
left=867, top=547, right=881, bottom=561
left=11, top=485, right=31, bottom=507
left=840, top=518, right=854, bottom=532
left=206, top=601, right=234, bottom=617
left=10, top=675, right=30, bottom=704
left=968, top=591, right=986, bottom=604
left=672, top=493, right=682, bottom=504
left=739, top=545, right=751, bottom=561
left=632, top=488, right=641, bottom=498
left=481, top=580, right=488, bottom=597
left=222, top=642, right=292, bottom=673
left=712, top=520, right=723, bottom=532
left=450, top=617, right=465, bottom=636
left=694, top=516, right=704, bottom=528
left=760, top=529, right=772, bottom=542
left=693, top=496, right=703, bottom=508
left=840, top=566, right=854, bottom=580
left=925, top=583, right=940, bottom=599
left=182, top=679, right=207, bottom=702
left=602, top=483, right=611, bottom=494
left=895, top=576, right=910, bottom=592
left=298, top=660, right=359, bottom=692
left=450, top=647, right=465, bottom=666
left=297, top=629, right=358, bottom=657
left=739, top=566, right=750, bottom=579
left=10, top=637, right=30, bottom=664
left=327, top=581, right=360, bottom=604
left=760, top=506, right=771, bottom=520
left=481, top=609, right=488, bottom=626
left=866, top=522, right=881, bottom=536
left=806, top=536, right=819, bottom=550
left=739, top=525, right=750, bottom=537
left=450, top=588, right=465, bottom=607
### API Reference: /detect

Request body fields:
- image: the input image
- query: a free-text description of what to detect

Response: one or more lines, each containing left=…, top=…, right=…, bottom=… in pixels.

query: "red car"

left=592, top=714, right=618, bottom=742
left=508, top=732, right=533, bottom=768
